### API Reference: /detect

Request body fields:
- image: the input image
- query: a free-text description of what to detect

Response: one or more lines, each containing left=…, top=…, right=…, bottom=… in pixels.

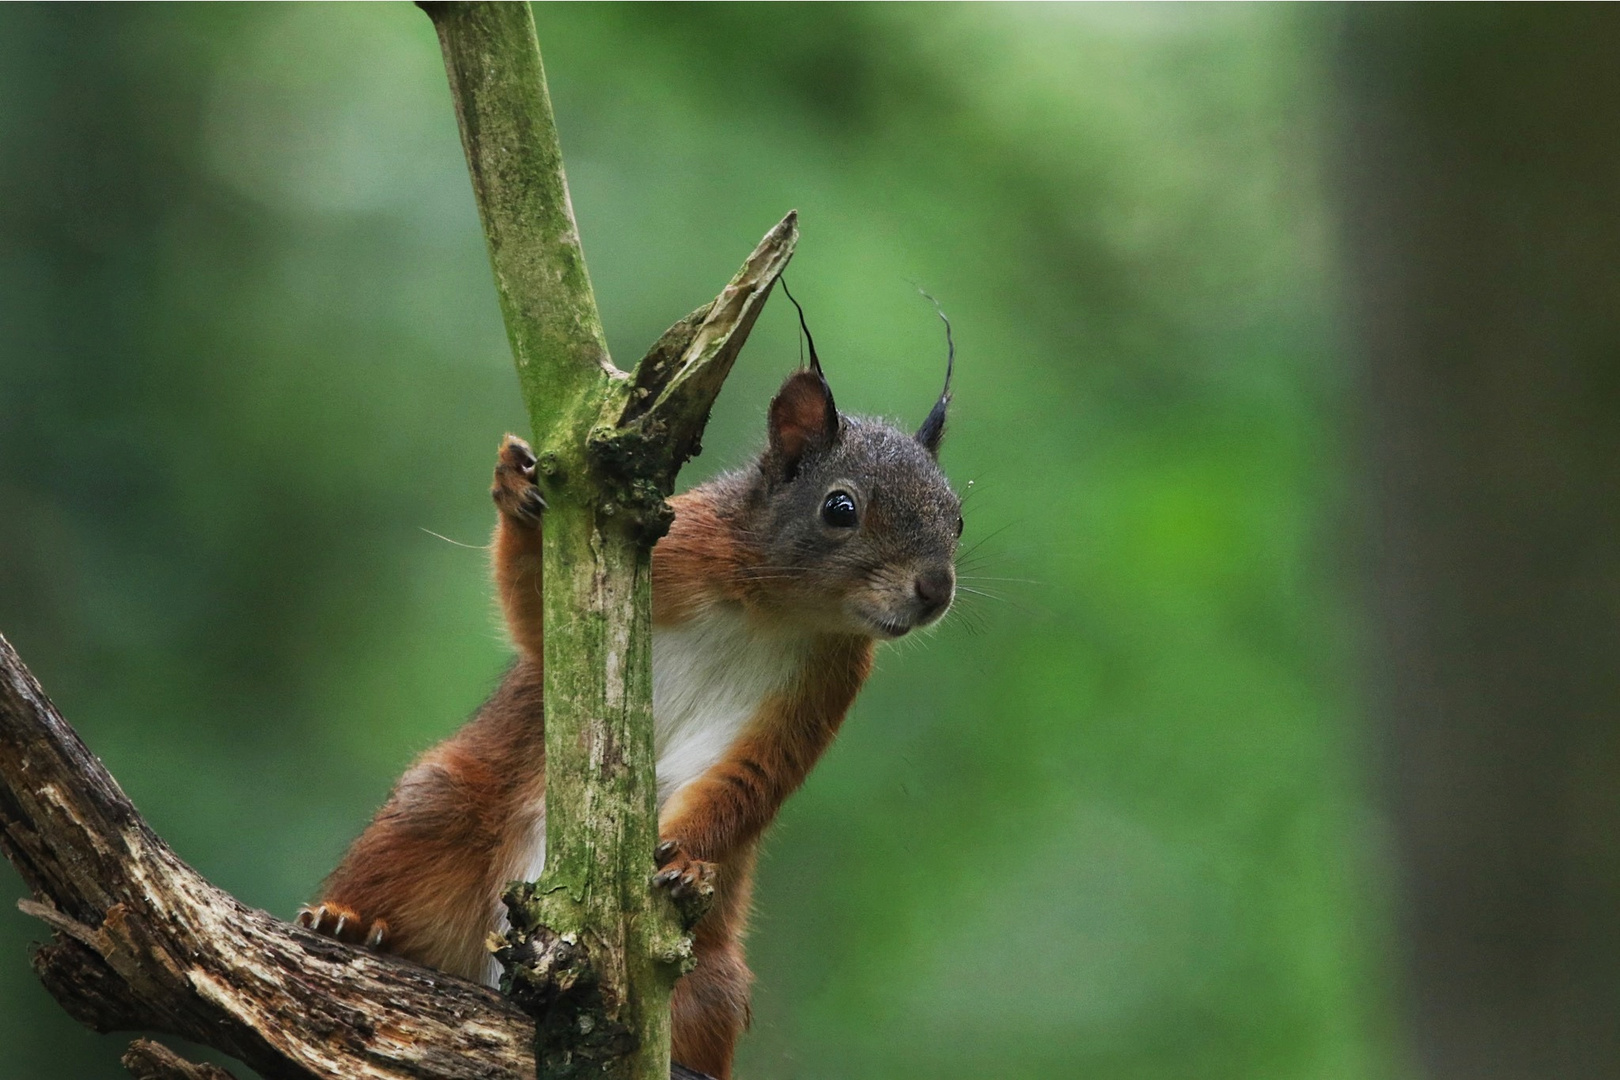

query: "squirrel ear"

left=768, top=370, right=838, bottom=479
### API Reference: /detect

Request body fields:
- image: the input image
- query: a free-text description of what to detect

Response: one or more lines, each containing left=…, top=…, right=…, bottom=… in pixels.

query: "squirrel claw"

left=297, top=902, right=388, bottom=951
left=651, top=843, right=715, bottom=928
left=493, top=435, right=546, bottom=526
left=296, top=904, right=323, bottom=931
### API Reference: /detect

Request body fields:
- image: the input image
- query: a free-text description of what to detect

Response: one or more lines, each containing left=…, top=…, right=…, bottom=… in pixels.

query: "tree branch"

left=422, top=4, right=796, bottom=1078
left=0, top=631, right=540, bottom=1080
left=604, top=210, right=798, bottom=536
left=420, top=0, right=614, bottom=443
left=121, top=1039, right=239, bottom=1080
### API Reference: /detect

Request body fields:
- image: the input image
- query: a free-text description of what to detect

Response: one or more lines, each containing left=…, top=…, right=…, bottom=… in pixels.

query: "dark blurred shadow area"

left=1336, top=6, right=1620, bottom=1080
left=3, top=4, right=1609, bottom=1080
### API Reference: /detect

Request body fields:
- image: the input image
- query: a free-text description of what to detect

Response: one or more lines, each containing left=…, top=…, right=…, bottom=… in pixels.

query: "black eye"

left=821, top=491, right=859, bottom=528
left=955, top=515, right=964, bottom=538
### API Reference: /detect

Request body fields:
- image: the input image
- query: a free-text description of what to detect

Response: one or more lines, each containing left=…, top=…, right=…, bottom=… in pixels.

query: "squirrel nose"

left=913, top=569, right=955, bottom=617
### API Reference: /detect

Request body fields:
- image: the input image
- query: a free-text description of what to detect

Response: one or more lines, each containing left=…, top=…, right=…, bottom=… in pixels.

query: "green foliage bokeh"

left=0, top=5, right=1387, bottom=1078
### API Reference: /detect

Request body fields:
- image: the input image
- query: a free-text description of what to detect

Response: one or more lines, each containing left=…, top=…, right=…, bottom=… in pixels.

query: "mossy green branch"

left=420, top=4, right=796, bottom=1078
left=423, top=1, right=610, bottom=455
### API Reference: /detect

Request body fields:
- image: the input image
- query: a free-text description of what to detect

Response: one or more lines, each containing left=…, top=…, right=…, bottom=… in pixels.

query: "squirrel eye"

left=821, top=491, right=859, bottom=529
left=955, top=515, right=964, bottom=538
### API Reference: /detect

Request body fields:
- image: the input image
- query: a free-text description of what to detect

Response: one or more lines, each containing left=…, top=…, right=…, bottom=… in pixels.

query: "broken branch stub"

left=593, top=210, right=800, bottom=541
left=122, top=1039, right=239, bottom=1080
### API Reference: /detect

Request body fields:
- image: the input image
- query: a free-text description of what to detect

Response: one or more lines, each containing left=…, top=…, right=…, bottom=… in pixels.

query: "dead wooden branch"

left=121, top=1039, right=238, bottom=1080
left=1, top=630, right=543, bottom=1080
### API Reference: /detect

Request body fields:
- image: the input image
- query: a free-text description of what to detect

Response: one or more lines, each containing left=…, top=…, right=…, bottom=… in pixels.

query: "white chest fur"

left=490, top=607, right=807, bottom=985
left=652, top=606, right=808, bottom=807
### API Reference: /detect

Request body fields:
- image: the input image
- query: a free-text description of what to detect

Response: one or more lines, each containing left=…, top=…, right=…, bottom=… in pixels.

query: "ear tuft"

left=913, top=286, right=955, bottom=458
left=916, top=395, right=949, bottom=456
left=768, top=370, right=838, bottom=478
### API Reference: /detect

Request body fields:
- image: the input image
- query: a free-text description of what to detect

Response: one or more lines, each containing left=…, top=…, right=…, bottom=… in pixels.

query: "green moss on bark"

left=420, top=5, right=796, bottom=1077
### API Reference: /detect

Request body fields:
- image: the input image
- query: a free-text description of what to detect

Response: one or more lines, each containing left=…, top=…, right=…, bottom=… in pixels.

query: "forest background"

left=1, top=5, right=1380, bottom=1079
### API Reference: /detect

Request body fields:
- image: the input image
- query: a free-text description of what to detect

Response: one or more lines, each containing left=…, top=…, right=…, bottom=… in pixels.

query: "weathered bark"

left=1336, top=7, right=1620, bottom=1079
left=121, top=1040, right=239, bottom=1080
left=0, top=632, right=540, bottom=1080
left=422, top=4, right=796, bottom=1077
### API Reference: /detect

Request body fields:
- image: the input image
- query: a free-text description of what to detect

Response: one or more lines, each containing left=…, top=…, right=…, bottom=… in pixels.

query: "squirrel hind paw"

left=492, top=434, right=546, bottom=525
left=297, top=903, right=388, bottom=950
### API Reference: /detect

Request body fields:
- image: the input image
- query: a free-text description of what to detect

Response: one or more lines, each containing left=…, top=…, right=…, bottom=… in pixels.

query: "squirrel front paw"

left=296, top=902, right=389, bottom=950
left=652, top=840, right=716, bottom=929
left=492, top=434, right=546, bottom=527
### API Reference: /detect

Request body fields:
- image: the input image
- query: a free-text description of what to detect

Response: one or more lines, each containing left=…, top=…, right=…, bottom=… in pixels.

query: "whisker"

left=939, top=599, right=990, bottom=638
left=420, top=527, right=488, bottom=551
left=956, top=520, right=1019, bottom=562
left=960, top=586, right=1052, bottom=620
left=955, top=586, right=1009, bottom=603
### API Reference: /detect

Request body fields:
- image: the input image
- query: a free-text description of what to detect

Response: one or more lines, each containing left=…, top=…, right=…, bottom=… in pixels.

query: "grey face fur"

left=734, top=371, right=961, bottom=639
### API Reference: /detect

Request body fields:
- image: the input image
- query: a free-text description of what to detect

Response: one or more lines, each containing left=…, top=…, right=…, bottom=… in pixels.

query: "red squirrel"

left=298, top=343, right=961, bottom=1078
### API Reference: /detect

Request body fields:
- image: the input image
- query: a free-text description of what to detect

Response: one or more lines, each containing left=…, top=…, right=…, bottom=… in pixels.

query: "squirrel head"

left=738, top=367, right=961, bottom=640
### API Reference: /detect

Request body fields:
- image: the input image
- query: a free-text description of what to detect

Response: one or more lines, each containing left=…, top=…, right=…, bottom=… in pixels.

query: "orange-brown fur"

left=309, top=435, right=874, bottom=1080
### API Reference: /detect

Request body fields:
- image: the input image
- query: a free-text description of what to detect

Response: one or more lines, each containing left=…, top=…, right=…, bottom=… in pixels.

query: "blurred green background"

left=0, top=4, right=1387, bottom=1078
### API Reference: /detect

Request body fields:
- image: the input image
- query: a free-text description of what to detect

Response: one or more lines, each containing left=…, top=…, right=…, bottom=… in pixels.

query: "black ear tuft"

left=916, top=395, right=949, bottom=456
left=913, top=287, right=955, bottom=457
left=768, top=370, right=838, bottom=480
left=768, top=276, right=838, bottom=480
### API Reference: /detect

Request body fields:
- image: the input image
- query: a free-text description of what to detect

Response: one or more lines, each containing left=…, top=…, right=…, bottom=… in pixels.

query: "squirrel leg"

left=670, top=933, right=751, bottom=1080
left=492, top=434, right=546, bottom=661
left=296, top=902, right=390, bottom=950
